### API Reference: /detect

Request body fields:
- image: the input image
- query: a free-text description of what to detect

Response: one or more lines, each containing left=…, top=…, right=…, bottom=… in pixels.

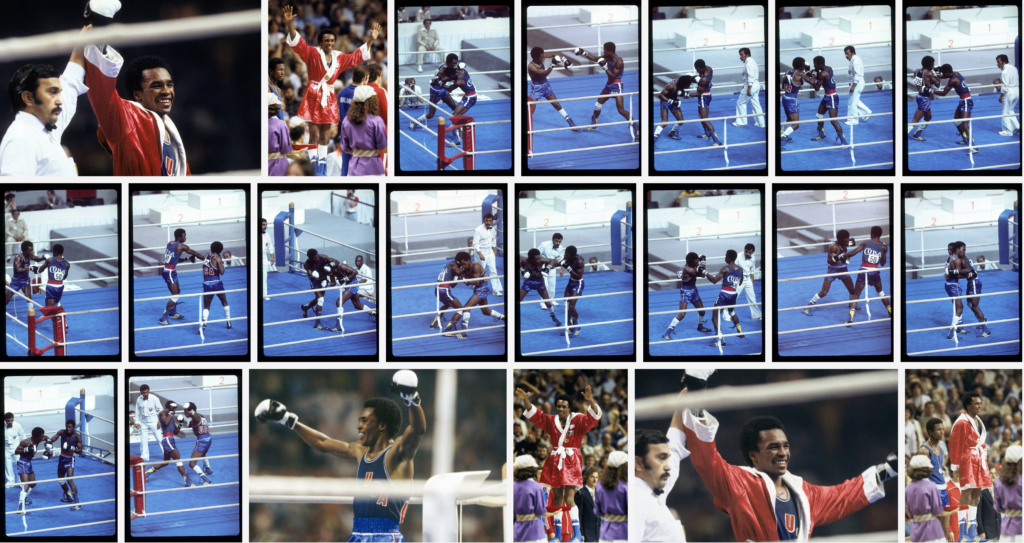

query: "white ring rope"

left=139, top=453, right=238, bottom=467
left=655, top=141, right=766, bottom=156
left=135, top=482, right=239, bottom=496
left=651, top=330, right=763, bottom=344
left=776, top=196, right=889, bottom=208
left=281, top=223, right=375, bottom=257
left=262, top=309, right=373, bottom=327
left=519, top=318, right=633, bottom=335
left=648, top=302, right=762, bottom=316
left=394, top=303, right=504, bottom=319
left=133, top=288, right=247, bottom=303
left=5, top=472, right=114, bottom=488
left=264, top=329, right=376, bottom=349
left=137, top=503, right=240, bottom=519
left=5, top=498, right=114, bottom=515
left=781, top=112, right=892, bottom=126
left=250, top=476, right=506, bottom=498
left=263, top=283, right=377, bottom=298
left=779, top=319, right=891, bottom=335
left=135, top=338, right=246, bottom=354
left=907, top=318, right=1018, bottom=334
left=906, top=290, right=1018, bottom=304
left=6, top=519, right=115, bottom=536
left=528, top=142, right=639, bottom=158
left=778, top=297, right=889, bottom=312
left=777, top=217, right=888, bottom=231
left=520, top=291, right=630, bottom=305
left=522, top=340, right=632, bottom=356
left=74, top=409, right=115, bottom=425
left=134, top=217, right=246, bottom=229
left=635, top=370, right=896, bottom=420
left=781, top=140, right=893, bottom=154
left=909, top=340, right=1020, bottom=356
left=133, top=239, right=245, bottom=253
left=777, top=267, right=891, bottom=282
left=129, top=383, right=237, bottom=394
left=393, top=275, right=505, bottom=290
left=135, top=316, right=247, bottom=332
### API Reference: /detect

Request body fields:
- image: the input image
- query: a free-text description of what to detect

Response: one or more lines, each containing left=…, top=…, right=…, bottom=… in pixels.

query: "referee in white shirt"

left=538, top=233, right=565, bottom=309
left=355, top=255, right=375, bottom=300
left=996, top=54, right=1021, bottom=136
left=0, top=39, right=90, bottom=176
left=738, top=243, right=762, bottom=320
left=844, top=46, right=873, bottom=125
left=134, top=385, right=163, bottom=462
left=734, top=47, right=765, bottom=128
left=5, top=412, right=27, bottom=485
left=473, top=213, right=503, bottom=296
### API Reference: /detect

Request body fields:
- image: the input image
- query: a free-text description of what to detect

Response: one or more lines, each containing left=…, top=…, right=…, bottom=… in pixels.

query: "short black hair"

left=316, top=28, right=338, bottom=45
left=140, top=384, right=150, bottom=392
left=446, top=53, right=459, bottom=64
left=364, top=397, right=403, bottom=438
left=31, top=427, right=45, bottom=439
left=4, top=412, right=12, bottom=419
left=528, top=248, right=540, bottom=258
left=125, top=56, right=172, bottom=99
left=635, top=428, right=669, bottom=460
left=837, top=229, right=850, bottom=240
left=21, top=240, right=32, bottom=252
left=940, top=64, right=953, bottom=75
left=792, top=57, right=805, bottom=71
left=165, top=400, right=177, bottom=410
left=552, top=233, right=563, bottom=241
left=564, top=245, right=578, bottom=258
left=66, top=419, right=75, bottom=427
left=744, top=243, right=755, bottom=252
left=455, top=251, right=471, bottom=263
left=997, top=54, right=1009, bottom=63
left=813, top=55, right=824, bottom=68
left=8, top=64, right=60, bottom=112
left=686, top=252, right=699, bottom=267
left=676, top=75, right=693, bottom=90
left=693, top=59, right=705, bottom=71
left=261, top=218, right=267, bottom=223
left=554, top=393, right=573, bottom=408
left=739, top=47, right=751, bottom=56
left=307, top=248, right=318, bottom=260
left=844, top=46, right=856, bottom=54
left=483, top=213, right=494, bottom=220
left=725, top=249, right=737, bottom=263
left=962, top=391, right=982, bottom=410
left=604, top=42, right=616, bottom=54
left=926, top=418, right=943, bottom=433
left=211, top=241, right=223, bottom=254
left=269, top=57, right=286, bottom=77
left=739, top=416, right=786, bottom=467
left=922, top=56, right=935, bottom=70
left=4, top=194, right=13, bottom=202
left=367, top=63, right=383, bottom=82
left=870, top=226, right=883, bottom=239
left=53, top=243, right=64, bottom=256
left=174, top=228, right=185, bottom=240
left=531, top=47, right=544, bottom=61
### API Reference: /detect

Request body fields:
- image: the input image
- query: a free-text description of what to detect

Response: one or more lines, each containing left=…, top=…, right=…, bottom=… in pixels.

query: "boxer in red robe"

left=949, top=391, right=991, bottom=541
left=515, top=385, right=601, bottom=543
left=677, top=374, right=897, bottom=542
left=282, top=5, right=381, bottom=176
left=84, top=45, right=190, bottom=176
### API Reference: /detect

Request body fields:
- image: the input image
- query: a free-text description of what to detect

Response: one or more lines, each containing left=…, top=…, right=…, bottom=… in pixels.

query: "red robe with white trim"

left=949, top=412, right=991, bottom=489
left=84, top=45, right=191, bottom=176
left=288, top=34, right=369, bottom=124
left=682, top=410, right=886, bottom=542
left=526, top=404, right=601, bottom=490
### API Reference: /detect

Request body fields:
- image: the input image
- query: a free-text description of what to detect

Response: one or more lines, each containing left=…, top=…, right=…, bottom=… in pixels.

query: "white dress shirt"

left=1000, top=64, right=1020, bottom=95
left=135, top=395, right=162, bottom=422
left=0, top=63, right=88, bottom=176
left=631, top=427, right=690, bottom=542
left=742, top=56, right=759, bottom=88
left=5, top=422, right=26, bottom=453
left=538, top=240, right=565, bottom=270
left=738, top=254, right=757, bottom=279
left=358, top=264, right=375, bottom=297
left=472, top=223, right=496, bottom=255
left=848, top=54, right=865, bottom=85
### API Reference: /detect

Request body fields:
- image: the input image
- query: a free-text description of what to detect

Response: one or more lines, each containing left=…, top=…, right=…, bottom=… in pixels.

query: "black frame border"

left=642, top=184, right=767, bottom=361
left=771, top=183, right=896, bottom=361
left=127, top=185, right=251, bottom=363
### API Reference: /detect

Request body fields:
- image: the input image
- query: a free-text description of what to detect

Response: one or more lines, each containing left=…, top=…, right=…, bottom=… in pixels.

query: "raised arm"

left=581, top=385, right=598, bottom=414
left=283, top=5, right=299, bottom=41
left=255, top=398, right=360, bottom=458
left=391, top=371, right=426, bottom=462
left=515, top=387, right=535, bottom=412
left=178, top=243, right=205, bottom=261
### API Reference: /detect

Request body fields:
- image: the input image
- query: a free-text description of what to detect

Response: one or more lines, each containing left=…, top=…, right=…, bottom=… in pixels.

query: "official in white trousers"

left=135, top=386, right=163, bottom=461
left=538, top=235, right=565, bottom=309
left=733, top=48, right=765, bottom=128
left=5, top=416, right=26, bottom=485
left=738, top=244, right=762, bottom=320
left=262, top=219, right=276, bottom=300
left=845, top=47, right=872, bottom=124
left=473, top=214, right=503, bottom=295
left=997, top=55, right=1021, bottom=135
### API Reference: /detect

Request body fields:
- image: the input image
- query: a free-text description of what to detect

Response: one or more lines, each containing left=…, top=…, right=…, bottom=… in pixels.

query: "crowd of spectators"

left=905, top=369, right=1022, bottom=468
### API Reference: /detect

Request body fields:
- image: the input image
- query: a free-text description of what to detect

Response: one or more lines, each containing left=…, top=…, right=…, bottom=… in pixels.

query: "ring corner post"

left=80, top=388, right=87, bottom=448
left=610, top=210, right=626, bottom=266
left=28, top=306, right=36, bottom=355
left=437, top=116, right=446, bottom=170
left=625, top=201, right=633, bottom=272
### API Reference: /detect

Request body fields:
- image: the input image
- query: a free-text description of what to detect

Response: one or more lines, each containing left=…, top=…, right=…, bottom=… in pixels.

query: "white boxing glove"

left=312, top=271, right=320, bottom=279
left=86, top=0, right=122, bottom=18
left=254, top=399, right=299, bottom=430
left=390, top=370, right=421, bottom=406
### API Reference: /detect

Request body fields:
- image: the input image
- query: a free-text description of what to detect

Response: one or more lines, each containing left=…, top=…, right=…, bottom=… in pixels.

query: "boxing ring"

left=397, top=40, right=513, bottom=172
left=526, top=74, right=640, bottom=170
left=635, top=370, right=900, bottom=542
left=651, top=40, right=767, bottom=171
left=778, top=40, right=895, bottom=171
left=904, top=205, right=1020, bottom=356
left=905, top=39, right=1021, bottom=171
left=5, top=230, right=119, bottom=357
left=647, top=241, right=763, bottom=357
left=518, top=207, right=634, bottom=357
left=128, top=378, right=240, bottom=536
left=5, top=389, right=115, bottom=536
left=261, top=203, right=377, bottom=357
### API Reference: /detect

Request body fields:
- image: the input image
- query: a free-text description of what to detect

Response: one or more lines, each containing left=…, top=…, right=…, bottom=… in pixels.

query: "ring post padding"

left=130, top=455, right=146, bottom=519
left=611, top=210, right=627, bottom=266
left=273, top=211, right=289, bottom=268
left=482, top=194, right=498, bottom=226
left=625, top=201, right=633, bottom=271
left=999, top=204, right=1018, bottom=270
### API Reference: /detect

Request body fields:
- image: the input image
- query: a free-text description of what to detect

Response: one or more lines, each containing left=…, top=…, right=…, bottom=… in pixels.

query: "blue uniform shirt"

left=775, top=493, right=800, bottom=540
left=783, top=70, right=802, bottom=99
left=203, top=253, right=223, bottom=284
left=165, top=242, right=183, bottom=269
left=354, top=446, right=407, bottom=532
left=159, top=137, right=176, bottom=177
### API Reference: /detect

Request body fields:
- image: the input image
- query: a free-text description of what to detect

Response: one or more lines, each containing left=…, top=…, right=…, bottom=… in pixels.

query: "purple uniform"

left=906, top=478, right=946, bottom=542
left=340, top=114, right=386, bottom=176
left=513, top=478, right=548, bottom=542
left=594, top=480, right=628, bottom=541
left=268, top=116, right=292, bottom=176
left=993, top=474, right=1022, bottom=539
